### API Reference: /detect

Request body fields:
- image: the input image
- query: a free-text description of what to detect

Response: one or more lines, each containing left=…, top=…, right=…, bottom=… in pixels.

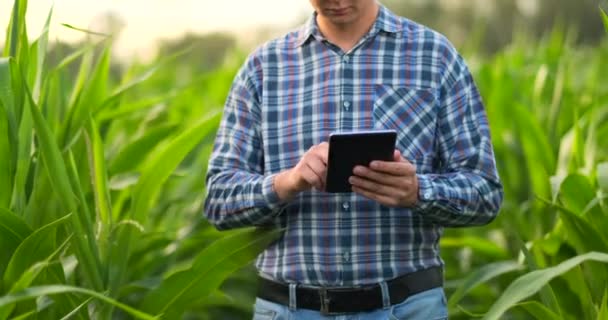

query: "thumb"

left=393, top=149, right=402, bottom=162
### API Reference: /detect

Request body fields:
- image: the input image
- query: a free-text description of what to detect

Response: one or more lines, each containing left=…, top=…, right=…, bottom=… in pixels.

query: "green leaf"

left=140, top=227, right=282, bottom=317
left=96, top=91, right=178, bottom=122
left=513, top=102, right=554, bottom=199
left=107, top=111, right=221, bottom=293
left=519, top=238, right=562, bottom=316
left=64, top=44, right=111, bottom=143
left=0, top=235, right=71, bottom=319
left=0, top=101, right=11, bottom=209
left=0, top=285, right=158, bottom=320
left=598, top=289, right=608, bottom=320
left=131, top=110, right=220, bottom=224
left=65, top=152, right=105, bottom=292
left=108, top=122, right=179, bottom=175
left=447, top=261, right=523, bottom=308
left=4, top=0, right=28, bottom=58
left=441, top=236, right=509, bottom=259
left=0, top=207, right=30, bottom=242
left=84, top=117, right=112, bottom=225
left=26, top=81, right=77, bottom=212
left=516, top=301, right=562, bottom=320
left=58, top=297, right=94, bottom=320
left=0, top=58, right=16, bottom=126
left=9, top=235, right=70, bottom=293
left=598, top=162, right=608, bottom=192
left=561, top=266, right=596, bottom=319
left=3, top=213, right=70, bottom=290
left=482, top=252, right=608, bottom=320
left=0, top=207, right=31, bottom=292
left=31, top=6, right=52, bottom=101
left=9, top=75, right=32, bottom=214
left=559, top=174, right=595, bottom=214
left=537, top=197, right=608, bottom=253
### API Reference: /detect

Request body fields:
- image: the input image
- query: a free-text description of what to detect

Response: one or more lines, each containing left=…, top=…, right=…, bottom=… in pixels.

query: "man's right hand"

left=273, top=142, right=329, bottom=201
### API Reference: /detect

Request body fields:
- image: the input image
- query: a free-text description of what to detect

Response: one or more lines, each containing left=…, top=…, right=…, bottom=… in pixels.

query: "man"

left=204, top=0, right=503, bottom=319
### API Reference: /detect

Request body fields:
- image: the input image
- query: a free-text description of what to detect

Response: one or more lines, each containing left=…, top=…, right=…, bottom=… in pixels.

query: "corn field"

left=1, top=1, right=608, bottom=319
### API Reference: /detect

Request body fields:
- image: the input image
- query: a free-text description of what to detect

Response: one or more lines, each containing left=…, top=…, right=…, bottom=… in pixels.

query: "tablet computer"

left=325, top=129, right=397, bottom=193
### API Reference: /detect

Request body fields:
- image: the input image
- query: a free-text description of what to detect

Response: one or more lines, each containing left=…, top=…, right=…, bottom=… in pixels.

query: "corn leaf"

left=96, top=91, right=177, bottom=122
left=0, top=207, right=31, bottom=292
left=0, top=58, right=17, bottom=151
left=513, top=102, right=554, bottom=199
left=31, top=6, right=52, bottom=101
left=598, top=289, right=608, bottom=320
left=0, top=235, right=72, bottom=319
left=538, top=197, right=608, bottom=253
left=26, top=80, right=104, bottom=290
left=0, top=285, right=158, bottom=320
left=448, top=261, right=523, bottom=308
left=65, top=152, right=105, bottom=291
left=4, top=0, right=28, bottom=58
left=84, top=117, right=112, bottom=225
left=108, top=122, right=179, bottom=175
left=516, top=301, right=562, bottom=320
left=482, top=252, right=608, bottom=320
left=0, top=101, right=11, bottom=209
left=519, top=238, right=562, bottom=316
left=2, top=213, right=70, bottom=290
left=107, top=111, right=221, bottom=293
left=140, top=227, right=282, bottom=317
left=131, top=110, right=220, bottom=224
left=561, top=266, right=596, bottom=319
left=559, top=173, right=608, bottom=237
left=9, top=77, right=32, bottom=214
left=441, top=236, right=509, bottom=259
left=598, top=162, right=608, bottom=192
left=26, top=80, right=76, bottom=212
left=64, top=44, right=110, bottom=144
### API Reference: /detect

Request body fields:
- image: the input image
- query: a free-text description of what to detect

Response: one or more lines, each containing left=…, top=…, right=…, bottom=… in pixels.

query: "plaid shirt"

left=204, top=5, right=503, bottom=287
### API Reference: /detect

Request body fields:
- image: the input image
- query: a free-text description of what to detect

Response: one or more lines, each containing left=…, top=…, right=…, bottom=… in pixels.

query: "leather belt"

left=257, top=266, right=443, bottom=315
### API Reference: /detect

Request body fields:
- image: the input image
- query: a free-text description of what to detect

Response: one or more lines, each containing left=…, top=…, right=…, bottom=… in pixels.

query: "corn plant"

left=0, top=1, right=278, bottom=319
left=441, top=9, right=608, bottom=320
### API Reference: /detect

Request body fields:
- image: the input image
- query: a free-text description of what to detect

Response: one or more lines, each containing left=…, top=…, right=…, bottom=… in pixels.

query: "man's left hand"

left=349, top=150, right=419, bottom=208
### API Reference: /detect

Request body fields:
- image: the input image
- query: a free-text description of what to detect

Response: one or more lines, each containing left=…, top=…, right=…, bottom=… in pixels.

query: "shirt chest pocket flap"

left=372, top=84, right=438, bottom=166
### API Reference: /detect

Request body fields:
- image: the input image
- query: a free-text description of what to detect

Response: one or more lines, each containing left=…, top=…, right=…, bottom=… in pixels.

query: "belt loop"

left=379, top=281, right=391, bottom=309
left=288, top=283, right=297, bottom=311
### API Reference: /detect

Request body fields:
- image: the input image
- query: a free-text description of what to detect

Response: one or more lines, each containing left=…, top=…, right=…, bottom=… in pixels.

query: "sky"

left=0, top=0, right=312, bottom=60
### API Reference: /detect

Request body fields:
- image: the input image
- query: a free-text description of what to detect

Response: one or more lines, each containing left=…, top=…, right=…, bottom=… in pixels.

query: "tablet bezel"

left=325, top=129, right=397, bottom=193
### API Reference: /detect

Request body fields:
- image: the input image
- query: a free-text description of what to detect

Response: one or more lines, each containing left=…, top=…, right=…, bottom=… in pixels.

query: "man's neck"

left=316, top=3, right=379, bottom=52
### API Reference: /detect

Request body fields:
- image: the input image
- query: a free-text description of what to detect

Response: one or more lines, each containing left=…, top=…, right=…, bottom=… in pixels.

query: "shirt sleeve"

left=414, top=53, right=503, bottom=227
left=203, top=55, right=286, bottom=230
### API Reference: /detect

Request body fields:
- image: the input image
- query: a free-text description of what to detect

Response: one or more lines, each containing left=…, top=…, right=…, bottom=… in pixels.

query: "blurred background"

left=1, top=0, right=606, bottom=65
left=1, top=1, right=608, bottom=320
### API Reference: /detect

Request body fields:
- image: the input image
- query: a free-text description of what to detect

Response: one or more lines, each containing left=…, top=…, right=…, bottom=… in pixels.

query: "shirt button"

left=424, top=192, right=432, bottom=199
left=343, top=55, right=350, bottom=63
left=343, top=101, right=351, bottom=110
left=342, top=202, right=350, bottom=210
left=343, top=252, right=350, bottom=262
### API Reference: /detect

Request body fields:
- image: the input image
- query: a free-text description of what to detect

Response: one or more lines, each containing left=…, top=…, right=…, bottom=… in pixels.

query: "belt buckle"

left=319, top=288, right=331, bottom=315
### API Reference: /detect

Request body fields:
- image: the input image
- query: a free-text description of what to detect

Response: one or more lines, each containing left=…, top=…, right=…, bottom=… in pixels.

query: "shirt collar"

left=295, top=4, right=403, bottom=47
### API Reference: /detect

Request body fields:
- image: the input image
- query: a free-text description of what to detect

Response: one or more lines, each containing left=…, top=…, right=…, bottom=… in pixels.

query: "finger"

left=348, top=175, right=406, bottom=199
left=304, top=160, right=326, bottom=190
left=393, top=149, right=401, bottom=162
left=369, top=159, right=416, bottom=176
left=314, top=142, right=330, bottom=164
left=352, top=166, right=405, bottom=187
left=351, top=186, right=400, bottom=207
left=307, top=157, right=327, bottom=183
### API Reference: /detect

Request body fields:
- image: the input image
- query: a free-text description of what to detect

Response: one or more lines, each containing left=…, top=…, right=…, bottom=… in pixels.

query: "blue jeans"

left=253, top=287, right=448, bottom=320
